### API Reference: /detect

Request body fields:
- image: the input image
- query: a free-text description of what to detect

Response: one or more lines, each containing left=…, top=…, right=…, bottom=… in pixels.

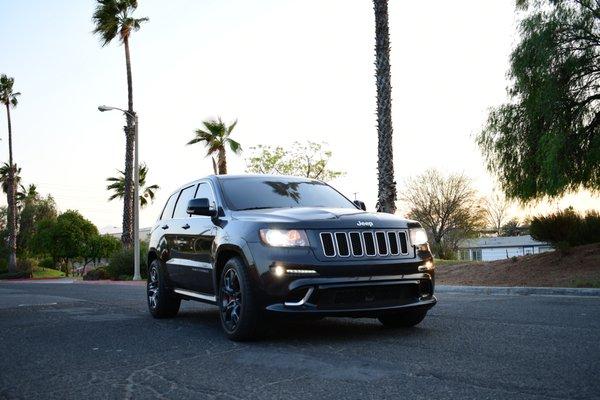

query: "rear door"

left=157, top=190, right=178, bottom=273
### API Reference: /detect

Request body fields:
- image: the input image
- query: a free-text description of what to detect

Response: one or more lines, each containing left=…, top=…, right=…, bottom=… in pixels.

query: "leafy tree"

left=93, top=0, right=148, bottom=248
left=17, top=191, right=57, bottom=257
left=31, top=211, right=98, bottom=276
left=246, top=141, right=344, bottom=181
left=373, top=0, right=397, bottom=214
left=0, top=74, right=20, bottom=272
left=478, top=0, right=600, bottom=201
left=187, top=118, right=241, bottom=174
left=106, top=163, right=159, bottom=208
left=82, top=234, right=121, bottom=275
left=401, top=169, right=486, bottom=259
left=501, top=218, right=524, bottom=236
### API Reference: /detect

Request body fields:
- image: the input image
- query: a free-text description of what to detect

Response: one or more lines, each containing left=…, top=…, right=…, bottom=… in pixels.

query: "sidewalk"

left=436, top=285, right=600, bottom=297
left=1, top=278, right=146, bottom=286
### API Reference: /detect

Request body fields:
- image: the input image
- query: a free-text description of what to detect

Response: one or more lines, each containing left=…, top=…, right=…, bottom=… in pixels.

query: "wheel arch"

left=213, top=243, right=257, bottom=290
left=147, top=249, right=159, bottom=273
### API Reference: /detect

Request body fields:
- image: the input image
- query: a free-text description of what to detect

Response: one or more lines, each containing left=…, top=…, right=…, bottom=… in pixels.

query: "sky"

left=0, top=0, right=598, bottom=232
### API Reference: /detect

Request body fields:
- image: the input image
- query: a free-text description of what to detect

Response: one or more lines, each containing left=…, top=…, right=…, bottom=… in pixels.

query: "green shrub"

left=106, top=244, right=148, bottom=280
left=530, top=208, right=600, bottom=248
left=17, top=258, right=35, bottom=274
left=0, top=271, right=32, bottom=280
left=83, top=267, right=109, bottom=281
left=38, top=257, right=56, bottom=270
left=0, top=258, right=34, bottom=279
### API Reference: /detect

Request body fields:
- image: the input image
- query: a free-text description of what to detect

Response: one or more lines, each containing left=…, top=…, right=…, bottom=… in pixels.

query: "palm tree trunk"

left=121, top=36, right=135, bottom=248
left=5, top=103, right=17, bottom=272
left=373, top=0, right=397, bottom=214
left=217, top=146, right=227, bottom=174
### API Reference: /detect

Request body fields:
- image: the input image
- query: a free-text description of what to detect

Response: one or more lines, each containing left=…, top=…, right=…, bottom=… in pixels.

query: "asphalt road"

left=1, top=282, right=599, bottom=400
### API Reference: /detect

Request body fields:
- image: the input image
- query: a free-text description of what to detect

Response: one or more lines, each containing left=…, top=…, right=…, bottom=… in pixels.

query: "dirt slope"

left=436, top=243, right=600, bottom=287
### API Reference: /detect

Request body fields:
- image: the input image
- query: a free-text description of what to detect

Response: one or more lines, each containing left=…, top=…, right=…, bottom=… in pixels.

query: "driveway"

left=0, top=281, right=598, bottom=399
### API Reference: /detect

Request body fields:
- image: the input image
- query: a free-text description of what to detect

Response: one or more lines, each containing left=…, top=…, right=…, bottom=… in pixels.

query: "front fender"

left=212, top=236, right=260, bottom=290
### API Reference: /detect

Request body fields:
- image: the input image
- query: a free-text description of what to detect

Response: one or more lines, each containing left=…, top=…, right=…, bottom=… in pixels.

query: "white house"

left=457, top=235, right=553, bottom=262
left=99, top=226, right=152, bottom=242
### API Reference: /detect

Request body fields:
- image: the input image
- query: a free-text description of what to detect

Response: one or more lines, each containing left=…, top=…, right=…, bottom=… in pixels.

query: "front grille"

left=319, top=230, right=411, bottom=258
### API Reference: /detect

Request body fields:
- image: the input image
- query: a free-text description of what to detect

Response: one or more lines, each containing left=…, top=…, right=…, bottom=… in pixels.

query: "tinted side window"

left=196, top=183, right=215, bottom=203
left=173, top=185, right=197, bottom=219
left=160, top=193, right=178, bottom=220
left=191, top=183, right=216, bottom=218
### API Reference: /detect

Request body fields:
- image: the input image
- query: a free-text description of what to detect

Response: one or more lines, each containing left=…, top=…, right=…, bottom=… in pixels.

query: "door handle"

left=161, top=224, right=169, bottom=230
left=182, top=223, right=190, bottom=230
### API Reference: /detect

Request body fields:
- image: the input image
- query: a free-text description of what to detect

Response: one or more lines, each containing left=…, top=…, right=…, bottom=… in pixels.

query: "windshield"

left=219, top=177, right=357, bottom=211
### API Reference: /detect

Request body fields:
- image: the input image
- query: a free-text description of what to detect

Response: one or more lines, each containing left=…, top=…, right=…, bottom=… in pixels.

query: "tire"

left=378, top=310, right=427, bottom=328
left=218, top=257, right=262, bottom=341
left=147, top=260, right=181, bottom=318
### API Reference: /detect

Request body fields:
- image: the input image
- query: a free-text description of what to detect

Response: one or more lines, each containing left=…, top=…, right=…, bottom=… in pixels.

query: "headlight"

left=259, top=229, right=309, bottom=247
left=409, top=227, right=428, bottom=246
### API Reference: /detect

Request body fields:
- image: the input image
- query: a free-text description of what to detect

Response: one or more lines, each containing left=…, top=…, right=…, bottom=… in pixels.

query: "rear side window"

left=173, top=185, right=197, bottom=219
left=160, top=193, right=178, bottom=220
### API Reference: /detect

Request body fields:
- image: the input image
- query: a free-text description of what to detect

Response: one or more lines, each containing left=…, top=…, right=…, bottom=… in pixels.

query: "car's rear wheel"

left=219, top=257, right=261, bottom=341
left=147, top=260, right=181, bottom=318
left=378, top=310, right=427, bottom=328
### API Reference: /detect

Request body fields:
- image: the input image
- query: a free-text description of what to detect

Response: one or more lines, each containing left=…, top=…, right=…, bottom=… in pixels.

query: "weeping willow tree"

left=478, top=0, right=600, bottom=201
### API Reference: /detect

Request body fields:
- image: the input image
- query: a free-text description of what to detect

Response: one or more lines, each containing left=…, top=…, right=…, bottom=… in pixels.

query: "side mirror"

left=354, top=200, right=366, bottom=211
left=187, top=198, right=216, bottom=217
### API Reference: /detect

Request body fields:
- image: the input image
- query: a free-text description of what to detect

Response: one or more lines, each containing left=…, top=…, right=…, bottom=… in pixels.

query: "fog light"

left=273, top=265, right=285, bottom=277
left=286, top=269, right=317, bottom=275
left=418, top=260, right=434, bottom=272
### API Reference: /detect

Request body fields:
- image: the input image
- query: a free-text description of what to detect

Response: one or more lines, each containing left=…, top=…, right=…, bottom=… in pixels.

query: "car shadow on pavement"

left=174, top=306, right=434, bottom=343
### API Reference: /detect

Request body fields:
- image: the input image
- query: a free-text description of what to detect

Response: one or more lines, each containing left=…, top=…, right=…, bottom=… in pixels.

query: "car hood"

left=230, top=207, right=418, bottom=229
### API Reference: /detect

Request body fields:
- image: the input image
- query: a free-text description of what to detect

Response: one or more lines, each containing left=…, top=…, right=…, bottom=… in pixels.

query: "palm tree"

left=0, top=162, right=21, bottom=194
left=93, top=0, right=148, bottom=247
left=187, top=118, right=241, bottom=174
left=107, top=163, right=159, bottom=208
left=373, top=0, right=397, bottom=214
left=0, top=164, right=27, bottom=210
left=0, top=75, right=20, bottom=272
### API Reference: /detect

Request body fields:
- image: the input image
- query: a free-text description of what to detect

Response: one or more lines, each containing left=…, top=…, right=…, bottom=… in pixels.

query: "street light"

left=98, top=105, right=141, bottom=281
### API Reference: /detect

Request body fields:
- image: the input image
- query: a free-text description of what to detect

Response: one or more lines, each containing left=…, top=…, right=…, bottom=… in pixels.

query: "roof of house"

left=458, top=235, right=549, bottom=249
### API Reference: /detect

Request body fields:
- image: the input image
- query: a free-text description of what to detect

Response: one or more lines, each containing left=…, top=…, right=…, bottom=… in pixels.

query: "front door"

left=168, top=182, right=217, bottom=294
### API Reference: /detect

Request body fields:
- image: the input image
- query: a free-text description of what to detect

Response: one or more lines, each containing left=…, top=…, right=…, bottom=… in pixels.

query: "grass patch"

left=572, top=279, right=600, bottom=288
left=434, top=259, right=473, bottom=267
left=32, top=267, right=65, bottom=279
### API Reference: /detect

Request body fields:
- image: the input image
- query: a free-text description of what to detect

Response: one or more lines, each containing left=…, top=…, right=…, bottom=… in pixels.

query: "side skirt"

left=173, top=288, right=217, bottom=305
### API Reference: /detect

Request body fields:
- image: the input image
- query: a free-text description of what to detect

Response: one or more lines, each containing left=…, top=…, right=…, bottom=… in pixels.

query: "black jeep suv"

left=147, top=175, right=436, bottom=340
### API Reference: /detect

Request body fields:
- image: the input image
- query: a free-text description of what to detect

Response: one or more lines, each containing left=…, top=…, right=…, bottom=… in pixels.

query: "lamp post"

left=98, top=105, right=141, bottom=281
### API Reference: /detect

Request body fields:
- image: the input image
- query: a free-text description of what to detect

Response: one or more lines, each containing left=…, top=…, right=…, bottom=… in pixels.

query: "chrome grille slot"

left=363, top=232, right=376, bottom=256
left=388, top=232, right=399, bottom=255
left=335, top=232, right=350, bottom=257
left=398, top=231, right=408, bottom=254
left=349, top=232, right=363, bottom=256
left=375, top=232, right=388, bottom=255
left=320, top=233, right=336, bottom=257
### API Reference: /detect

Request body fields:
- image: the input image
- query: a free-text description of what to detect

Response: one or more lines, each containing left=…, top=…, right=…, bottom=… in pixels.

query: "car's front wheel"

left=218, top=257, right=261, bottom=341
left=147, top=260, right=181, bottom=318
left=378, top=310, right=427, bottom=328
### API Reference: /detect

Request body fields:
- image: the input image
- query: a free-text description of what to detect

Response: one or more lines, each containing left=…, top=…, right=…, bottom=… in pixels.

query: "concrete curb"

left=436, top=285, right=600, bottom=297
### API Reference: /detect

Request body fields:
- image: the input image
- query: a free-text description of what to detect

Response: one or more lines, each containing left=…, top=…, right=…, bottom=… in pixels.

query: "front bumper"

left=263, top=274, right=436, bottom=317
